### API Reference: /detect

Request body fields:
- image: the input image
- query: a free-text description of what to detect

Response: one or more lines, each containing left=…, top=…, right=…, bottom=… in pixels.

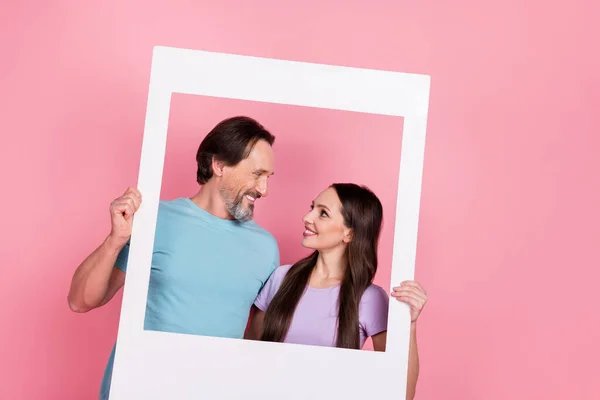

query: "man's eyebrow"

left=254, top=169, right=274, bottom=176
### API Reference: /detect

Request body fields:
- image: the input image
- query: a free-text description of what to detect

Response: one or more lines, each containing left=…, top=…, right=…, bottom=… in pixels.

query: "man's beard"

left=220, top=187, right=259, bottom=223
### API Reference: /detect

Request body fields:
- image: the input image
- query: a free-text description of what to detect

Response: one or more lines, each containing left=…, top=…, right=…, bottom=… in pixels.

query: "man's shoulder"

left=152, top=198, right=189, bottom=226
left=243, top=221, right=278, bottom=247
left=156, top=198, right=210, bottom=224
left=157, top=197, right=189, bottom=212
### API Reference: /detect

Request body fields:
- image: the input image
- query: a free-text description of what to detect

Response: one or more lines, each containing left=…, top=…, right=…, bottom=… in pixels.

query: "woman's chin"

left=301, top=237, right=317, bottom=249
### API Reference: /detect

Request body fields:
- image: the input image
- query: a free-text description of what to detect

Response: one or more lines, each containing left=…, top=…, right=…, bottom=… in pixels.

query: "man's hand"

left=108, top=187, right=142, bottom=247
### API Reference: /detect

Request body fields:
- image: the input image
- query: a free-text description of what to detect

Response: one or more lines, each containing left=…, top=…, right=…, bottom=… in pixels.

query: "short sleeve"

left=270, top=244, right=280, bottom=275
left=254, top=264, right=290, bottom=312
left=359, top=285, right=390, bottom=337
left=114, top=240, right=130, bottom=272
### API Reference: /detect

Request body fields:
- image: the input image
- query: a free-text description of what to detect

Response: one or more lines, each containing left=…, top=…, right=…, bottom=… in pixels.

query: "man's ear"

left=212, top=156, right=225, bottom=178
left=343, top=228, right=354, bottom=243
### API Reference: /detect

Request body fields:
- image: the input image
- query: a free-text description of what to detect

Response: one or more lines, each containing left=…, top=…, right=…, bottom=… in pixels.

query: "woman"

left=247, top=183, right=427, bottom=400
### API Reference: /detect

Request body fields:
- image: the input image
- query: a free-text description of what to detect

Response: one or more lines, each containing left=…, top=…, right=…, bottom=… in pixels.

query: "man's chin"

left=243, top=199, right=255, bottom=213
left=233, top=207, right=254, bottom=222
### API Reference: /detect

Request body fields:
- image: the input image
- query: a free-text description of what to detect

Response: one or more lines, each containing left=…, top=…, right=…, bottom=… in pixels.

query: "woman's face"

left=301, top=187, right=352, bottom=251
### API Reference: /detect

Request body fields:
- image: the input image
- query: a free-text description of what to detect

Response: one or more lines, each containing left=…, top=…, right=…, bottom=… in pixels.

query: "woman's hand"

left=391, top=281, right=427, bottom=323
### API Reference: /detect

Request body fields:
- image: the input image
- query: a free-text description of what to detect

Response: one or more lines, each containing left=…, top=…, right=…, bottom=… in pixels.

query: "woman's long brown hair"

left=260, top=183, right=383, bottom=349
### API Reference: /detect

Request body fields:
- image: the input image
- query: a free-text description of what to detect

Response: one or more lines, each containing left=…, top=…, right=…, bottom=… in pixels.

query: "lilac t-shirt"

left=254, top=264, right=389, bottom=348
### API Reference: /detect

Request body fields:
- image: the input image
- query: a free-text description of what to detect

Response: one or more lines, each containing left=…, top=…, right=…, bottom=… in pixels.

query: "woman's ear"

left=343, top=228, right=354, bottom=243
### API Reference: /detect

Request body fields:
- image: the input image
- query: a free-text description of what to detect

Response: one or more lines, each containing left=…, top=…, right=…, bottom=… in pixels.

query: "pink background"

left=1, top=1, right=599, bottom=399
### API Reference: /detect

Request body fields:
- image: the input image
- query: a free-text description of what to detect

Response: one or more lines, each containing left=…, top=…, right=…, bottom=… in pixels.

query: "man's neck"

left=189, top=182, right=233, bottom=220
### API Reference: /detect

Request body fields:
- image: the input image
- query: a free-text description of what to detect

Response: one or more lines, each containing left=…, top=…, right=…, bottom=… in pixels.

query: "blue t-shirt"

left=99, top=197, right=279, bottom=399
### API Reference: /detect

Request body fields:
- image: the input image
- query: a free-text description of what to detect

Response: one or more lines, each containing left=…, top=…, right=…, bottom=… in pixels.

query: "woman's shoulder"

left=274, top=263, right=293, bottom=277
left=254, top=264, right=294, bottom=311
left=358, top=283, right=390, bottom=333
left=266, top=264, right=294, bottom=285
left=360, top=283, right=389, bottom=305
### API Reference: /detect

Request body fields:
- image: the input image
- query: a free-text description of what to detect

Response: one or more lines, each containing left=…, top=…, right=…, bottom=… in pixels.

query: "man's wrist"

left=104, top=234, right=127, bottom=254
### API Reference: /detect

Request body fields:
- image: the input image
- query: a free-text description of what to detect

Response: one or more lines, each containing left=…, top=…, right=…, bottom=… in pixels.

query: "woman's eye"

left=321, top=210, right=328, bottom=217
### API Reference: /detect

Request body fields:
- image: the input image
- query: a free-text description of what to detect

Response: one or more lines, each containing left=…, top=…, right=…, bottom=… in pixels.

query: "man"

left=67, top=116, right=279, bottom=400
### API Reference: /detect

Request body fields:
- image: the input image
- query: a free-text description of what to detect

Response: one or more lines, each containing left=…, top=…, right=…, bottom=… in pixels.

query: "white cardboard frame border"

left=109, top=46, right=431, bottom=400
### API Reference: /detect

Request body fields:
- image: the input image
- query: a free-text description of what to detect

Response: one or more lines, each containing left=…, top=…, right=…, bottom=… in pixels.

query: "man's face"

left=219, top=140, right=275, bottom=222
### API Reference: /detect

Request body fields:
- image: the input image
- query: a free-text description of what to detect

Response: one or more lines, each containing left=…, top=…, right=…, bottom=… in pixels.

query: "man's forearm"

left=68, top=235, right=124, bottom=312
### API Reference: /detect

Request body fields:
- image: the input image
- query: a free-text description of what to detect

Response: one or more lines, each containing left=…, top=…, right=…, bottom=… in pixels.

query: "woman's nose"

left=302, top=213, right=312, bottom=224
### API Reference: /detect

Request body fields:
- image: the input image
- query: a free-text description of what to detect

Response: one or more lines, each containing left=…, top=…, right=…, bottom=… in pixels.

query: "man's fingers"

left=124, top=187, right=142, bottom=202
left=122, top=196, right=139, bottom=212
left=114, top=193, right=141, bottom=212
left=121, top=203, right=134, bottom=220
left=112, top=202, right=134, bottom=219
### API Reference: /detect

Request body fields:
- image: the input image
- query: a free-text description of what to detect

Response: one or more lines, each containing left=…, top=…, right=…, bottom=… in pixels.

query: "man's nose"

left=257, top=179, right=268, bottom=198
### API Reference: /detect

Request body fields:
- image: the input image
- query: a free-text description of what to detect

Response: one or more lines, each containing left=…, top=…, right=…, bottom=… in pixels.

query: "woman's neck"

left=310, top=247, right=347, bottom=288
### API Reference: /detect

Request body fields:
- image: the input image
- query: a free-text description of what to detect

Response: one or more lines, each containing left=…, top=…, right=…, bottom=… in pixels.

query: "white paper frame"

left=110, top=46, right=431, bottom=400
